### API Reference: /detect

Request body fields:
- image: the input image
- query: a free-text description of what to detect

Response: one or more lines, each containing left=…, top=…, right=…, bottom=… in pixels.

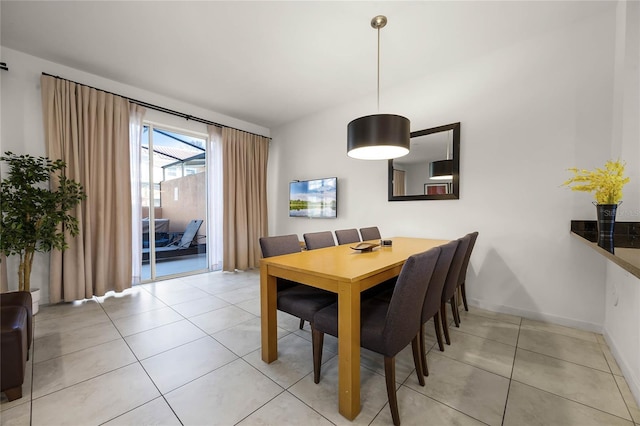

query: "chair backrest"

left=441, top=235, right=471, bottom=302
left=421, top=240, right=459, bottom=322
left=303, top=231, right=336, bottom=250
left=178, top=220, right=203, bottom=248
left=259, top=234, right=301, bottom=258
left=335, top=228, right=361, bottom=245
left=359, top=226, right=381, bottom=241
left=457, top=232, right=479, bottom=286
left=381, top=247, right=440, bottom=356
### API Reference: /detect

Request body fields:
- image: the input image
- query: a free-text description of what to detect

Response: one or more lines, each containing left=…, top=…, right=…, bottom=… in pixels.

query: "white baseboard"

left=468, top=298, right=603, bottom=333
left=603, top=330, right=640, bottom=408
left=469, top=298, right=640, bottom=408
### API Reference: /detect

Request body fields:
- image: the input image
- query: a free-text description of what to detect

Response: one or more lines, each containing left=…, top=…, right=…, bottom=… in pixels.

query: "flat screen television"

left=289, top=177, right=337, bottom=218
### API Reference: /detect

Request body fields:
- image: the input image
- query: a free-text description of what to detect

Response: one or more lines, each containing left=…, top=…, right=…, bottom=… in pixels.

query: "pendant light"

left=347, top=15, right=410, bottom=160
left=429, top=130, right=453, bottom=180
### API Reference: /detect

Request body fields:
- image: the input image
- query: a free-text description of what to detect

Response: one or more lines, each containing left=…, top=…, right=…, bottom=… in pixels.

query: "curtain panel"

left=129, top=105, right=146, bottom=284
left=222, top=128, right=268, bottom=271
left=207, top=125, right=224, bottom=271
left=41, top=75, right=133, bottom=302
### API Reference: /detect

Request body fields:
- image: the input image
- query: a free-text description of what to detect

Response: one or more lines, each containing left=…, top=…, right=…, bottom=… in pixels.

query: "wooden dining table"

left=260, top=236, right=449, bottom=420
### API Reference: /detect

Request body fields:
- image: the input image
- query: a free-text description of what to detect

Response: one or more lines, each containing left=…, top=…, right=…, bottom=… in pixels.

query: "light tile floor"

left=1, top=270, right=639, bottom=425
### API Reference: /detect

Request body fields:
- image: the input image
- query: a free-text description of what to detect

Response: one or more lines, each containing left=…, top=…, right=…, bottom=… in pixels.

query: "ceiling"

left=0, top=1, right=613, bottom=129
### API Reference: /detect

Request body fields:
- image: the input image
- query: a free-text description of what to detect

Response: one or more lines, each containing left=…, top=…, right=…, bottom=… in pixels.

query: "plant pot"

left=30, top=287, right=41, bottom=315
left=595, top=204, right=617, bottom=253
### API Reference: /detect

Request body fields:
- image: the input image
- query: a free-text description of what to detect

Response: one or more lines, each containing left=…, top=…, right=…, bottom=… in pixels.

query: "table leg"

left=260, top=264, right=278, bottom=363
left=337, top=280, right=361, bottom=420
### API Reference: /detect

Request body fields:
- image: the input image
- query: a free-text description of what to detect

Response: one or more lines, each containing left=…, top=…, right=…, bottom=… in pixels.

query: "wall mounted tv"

left=289, top=177, right=337, bottom=218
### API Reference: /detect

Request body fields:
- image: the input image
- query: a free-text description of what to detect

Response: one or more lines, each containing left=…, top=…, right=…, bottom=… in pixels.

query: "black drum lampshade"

left=347, top=114, right=410, bottom=160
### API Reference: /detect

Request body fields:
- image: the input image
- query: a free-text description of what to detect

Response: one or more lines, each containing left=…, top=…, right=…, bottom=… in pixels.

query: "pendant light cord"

left=371, top=15, right=387, bottom=113
left=377, top=26, right=381, bottom=112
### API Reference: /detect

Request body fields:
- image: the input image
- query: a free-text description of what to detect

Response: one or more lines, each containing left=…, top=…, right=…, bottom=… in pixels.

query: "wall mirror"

left=388, top=122, right=460, bottom=201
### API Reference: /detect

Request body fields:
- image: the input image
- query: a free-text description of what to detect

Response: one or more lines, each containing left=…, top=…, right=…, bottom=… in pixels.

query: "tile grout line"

left=610, top=368, right=637, bottom=423
left=20, top=276, right=634, bottom=425
left=120, top=280, right=300, bottom=424
left=515, top=346, right=617, bottom=376
left=509, top=378, right=637, bottom=423
left=394, top=329, right=493, bottom=426
left=224, top=277, right=336, bottom=424
left=596, top=333, right=637, bottom=421
left=11, top=274, right=256, bottom=425
left=500, top=315, right=522, bottom=425
left=95, top=295, right=186, bottom=426
left=507, top=320, right=634, bottom=424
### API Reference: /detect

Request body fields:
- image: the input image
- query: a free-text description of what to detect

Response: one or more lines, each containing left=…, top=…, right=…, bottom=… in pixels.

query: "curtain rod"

left=41, top=72, right=271, bottom=140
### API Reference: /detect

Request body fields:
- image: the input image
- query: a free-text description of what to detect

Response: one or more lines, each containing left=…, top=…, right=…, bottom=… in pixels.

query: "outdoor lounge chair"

left=142, top=219, right=204, bottom=261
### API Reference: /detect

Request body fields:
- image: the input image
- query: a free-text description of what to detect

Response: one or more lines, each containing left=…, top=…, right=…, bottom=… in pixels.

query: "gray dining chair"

left=303, top=231, right=335, bottom=250
left=419, top=240, right=458, bottom=368
left=440, top=235, right=471, bottom=345
left=458, top=231, right=479, bottom=313
left=259, top=234, right=337, bottom=330
left=311, top=247, right=441, bottom=426
left=373, top=240, right=458, bottom=358
left=334, top=228, right=361, bottom=245
left=359, top=226, right=381, bottom=241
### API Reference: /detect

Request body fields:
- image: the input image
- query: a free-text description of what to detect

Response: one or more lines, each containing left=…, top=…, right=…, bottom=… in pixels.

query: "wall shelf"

left=571, top=220, right=640, bottom=279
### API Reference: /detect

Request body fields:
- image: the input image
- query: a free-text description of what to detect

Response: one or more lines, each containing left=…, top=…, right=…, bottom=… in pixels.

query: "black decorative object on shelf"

left=596, top=203, right=618, bottom=253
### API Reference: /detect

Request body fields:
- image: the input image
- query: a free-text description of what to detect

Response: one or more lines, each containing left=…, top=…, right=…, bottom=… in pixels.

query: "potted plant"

left=0, top=152, right=85, bottom=313
left=563, top=159, right=630, bottom=251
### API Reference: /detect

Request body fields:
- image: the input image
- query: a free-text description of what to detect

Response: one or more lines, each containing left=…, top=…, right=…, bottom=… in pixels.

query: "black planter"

left=596, top=204, right=617, bottom=253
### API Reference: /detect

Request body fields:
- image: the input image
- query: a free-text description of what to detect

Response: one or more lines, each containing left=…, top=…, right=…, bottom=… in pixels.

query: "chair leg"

left=454, top=290, right=462, bottom=324
left=433, top=313, right=444, bottom=352
left=419, top=323, right=428, bottom=376
left=450, top=296, right=460, bottom=327
left=384, top=356, right=401, bottom=426
left=461, top=281, right=469, bottom=311
left=3, top=386, right=22, bottom=402
left=299, top=319, right=305, bottom=329
left=441, top=302, right=451, bottom=345
left=411, top=335, right=425, bottom=384
left=312, top=327, right=324, bottom=384
left=455, top=288, right=463, bottom=324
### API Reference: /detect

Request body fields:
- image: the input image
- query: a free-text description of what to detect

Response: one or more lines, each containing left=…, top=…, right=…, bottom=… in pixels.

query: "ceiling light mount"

left=371, top=15, right=387, bottom=29
left=347, top=15, right=410, bottom=160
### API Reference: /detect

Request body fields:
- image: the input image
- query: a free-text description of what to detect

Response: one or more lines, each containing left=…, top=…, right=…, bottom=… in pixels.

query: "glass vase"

left=595, top=203, right=617, bottom=253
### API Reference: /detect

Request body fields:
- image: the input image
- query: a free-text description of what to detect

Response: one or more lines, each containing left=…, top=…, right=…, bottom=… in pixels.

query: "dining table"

left=259, top=236, right=449, bottom=420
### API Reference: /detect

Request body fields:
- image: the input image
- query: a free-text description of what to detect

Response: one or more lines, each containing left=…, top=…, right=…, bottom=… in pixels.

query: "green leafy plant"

left=562, top=159, right=630, bottom=205
left=0, top=152, right=86, bottom=292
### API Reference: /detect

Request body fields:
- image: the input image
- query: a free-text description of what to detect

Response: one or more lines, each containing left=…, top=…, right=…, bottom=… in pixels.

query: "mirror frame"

left=388, top=122, right=460, bottom=201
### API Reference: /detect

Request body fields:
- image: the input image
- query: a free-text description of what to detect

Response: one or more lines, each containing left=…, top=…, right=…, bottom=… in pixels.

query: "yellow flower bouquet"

left=563, top=159, right=630, bottom=205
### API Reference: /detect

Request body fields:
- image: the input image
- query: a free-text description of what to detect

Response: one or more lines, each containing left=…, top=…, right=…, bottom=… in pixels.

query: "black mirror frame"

left=388, top=122, right=460, bottom=201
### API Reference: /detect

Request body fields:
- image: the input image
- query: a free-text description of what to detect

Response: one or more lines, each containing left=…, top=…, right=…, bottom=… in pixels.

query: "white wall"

left=0, top=47, right=269, bottom=304
left=604, top=0, right=640, bottom=406
left=605, top=262, right=640, bottom=406
left=269, top=7, right=618, bottom=331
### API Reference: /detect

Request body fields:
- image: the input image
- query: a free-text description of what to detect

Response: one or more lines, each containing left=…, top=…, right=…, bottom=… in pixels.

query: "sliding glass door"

left=139, top=125, right=208, bottom=281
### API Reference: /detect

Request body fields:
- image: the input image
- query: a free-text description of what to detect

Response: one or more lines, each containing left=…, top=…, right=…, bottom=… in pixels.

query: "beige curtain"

left=393, top=169, right=406, bottom=196
left=222, top=127, right=268, bottom=271
left=41, top=75, right=132, bottom=302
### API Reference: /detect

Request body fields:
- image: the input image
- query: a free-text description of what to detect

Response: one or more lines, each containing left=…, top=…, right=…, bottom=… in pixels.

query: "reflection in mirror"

left=388, top=122, right=460, bottom=201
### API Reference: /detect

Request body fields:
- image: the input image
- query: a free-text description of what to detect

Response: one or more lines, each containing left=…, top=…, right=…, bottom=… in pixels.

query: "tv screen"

left=289, top=177, right=337, bottom=218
